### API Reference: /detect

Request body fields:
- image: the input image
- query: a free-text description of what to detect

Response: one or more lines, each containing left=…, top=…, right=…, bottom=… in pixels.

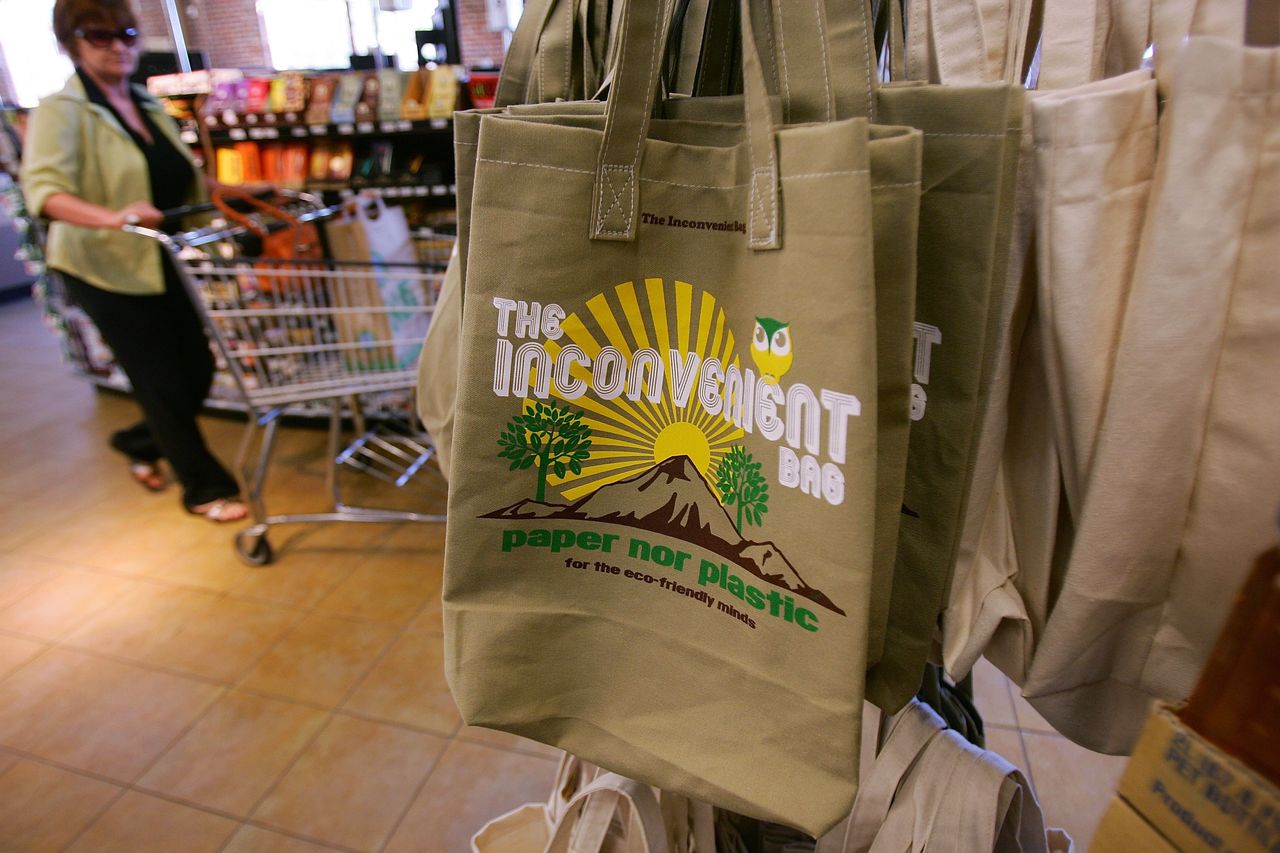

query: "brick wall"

left=133, top=0, right=270, bottom=70
left=133, top=1, right=176, bottom=50
left=456, top=0, right=508, bottom=68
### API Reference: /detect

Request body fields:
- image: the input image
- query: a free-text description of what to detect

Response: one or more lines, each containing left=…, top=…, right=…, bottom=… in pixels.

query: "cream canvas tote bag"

left=1022, top=0, right=1280, bottom=752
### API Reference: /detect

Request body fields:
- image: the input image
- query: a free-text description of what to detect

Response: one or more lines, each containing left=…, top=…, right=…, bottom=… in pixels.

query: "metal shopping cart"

left=127, top=190, right=448, bottom=565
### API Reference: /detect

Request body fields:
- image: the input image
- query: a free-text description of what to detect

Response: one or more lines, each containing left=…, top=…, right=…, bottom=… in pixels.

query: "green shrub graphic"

left=497, top=401, right=593, bottom=502
left=715, top=445, right=769, bottom=532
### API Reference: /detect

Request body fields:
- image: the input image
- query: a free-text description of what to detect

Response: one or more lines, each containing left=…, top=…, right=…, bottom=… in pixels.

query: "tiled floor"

left=0, top=297, right=1126, bottom=851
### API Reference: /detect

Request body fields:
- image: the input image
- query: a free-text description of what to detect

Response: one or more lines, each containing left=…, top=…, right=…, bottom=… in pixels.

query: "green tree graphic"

left=497, top=401, right=593, bottom=502
left=715, top=445, right=769, bottom=532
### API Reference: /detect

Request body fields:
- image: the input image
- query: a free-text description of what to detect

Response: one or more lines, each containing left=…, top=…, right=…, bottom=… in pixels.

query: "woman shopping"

left=21, top=0, right=247, bottom=522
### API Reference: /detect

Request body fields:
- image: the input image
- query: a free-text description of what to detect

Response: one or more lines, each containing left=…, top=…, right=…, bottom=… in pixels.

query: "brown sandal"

left=186, top=499, right=249, bottom=523
left=129, top=462, right=168, bottom=492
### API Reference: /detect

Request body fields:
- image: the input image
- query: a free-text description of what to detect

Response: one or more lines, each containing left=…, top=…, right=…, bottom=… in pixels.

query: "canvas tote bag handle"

left=758, top=0, right=877, bottom=123
left=590, top=0, right=782, bottom=248
left=928, top=732, right=1047, bottom=853
left=533, top=0, right=578, bottom=102
left=544, top=772, right=671, bottom=853
left=495, top=0, right=559, bottom=107
left=816, top=700, right=949, bottom=853
left=1034, top=0, right=1118, bottom=90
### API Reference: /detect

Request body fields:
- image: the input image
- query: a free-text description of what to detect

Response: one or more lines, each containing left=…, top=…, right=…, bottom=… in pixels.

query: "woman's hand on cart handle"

left=113, top=201, right=164, bottom=230
left=39, top=193, right=162, bottom=231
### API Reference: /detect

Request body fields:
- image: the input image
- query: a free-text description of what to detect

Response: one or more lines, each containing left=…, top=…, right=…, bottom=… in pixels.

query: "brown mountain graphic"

left=483, top=455, right=845, bottom=616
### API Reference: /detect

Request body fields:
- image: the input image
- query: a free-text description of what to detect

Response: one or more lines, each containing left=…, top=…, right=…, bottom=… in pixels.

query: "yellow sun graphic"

left=526, top=278, right=745, bottom=502
left=653, top=421, right=712, bottom=472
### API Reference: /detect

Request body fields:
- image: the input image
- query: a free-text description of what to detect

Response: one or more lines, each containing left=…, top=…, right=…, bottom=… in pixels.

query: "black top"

left=77, top=67, right=194, bottom=216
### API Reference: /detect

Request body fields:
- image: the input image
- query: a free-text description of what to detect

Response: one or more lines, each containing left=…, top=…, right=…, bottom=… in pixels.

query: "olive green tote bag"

left=444, top=0, right=881, bottom=834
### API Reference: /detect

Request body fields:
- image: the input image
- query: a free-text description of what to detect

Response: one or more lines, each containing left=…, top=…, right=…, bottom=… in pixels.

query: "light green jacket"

left=21, top=74, right=206, bottom=295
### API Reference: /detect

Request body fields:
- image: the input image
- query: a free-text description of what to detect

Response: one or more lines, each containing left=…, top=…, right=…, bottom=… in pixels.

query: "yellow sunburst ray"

left=578, top=449, right=659, bottom=462
left=576, top=417, right=658, bottom=447
left=643, top=278, right=682, bottom=428
left=694, top=290, right=716, bottom=360
left=674, top=280, right=693, bottom=358
left=709, top=311, right=726, bottom=368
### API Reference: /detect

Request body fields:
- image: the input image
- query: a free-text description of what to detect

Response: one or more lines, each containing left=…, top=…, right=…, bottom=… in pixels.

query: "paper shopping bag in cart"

left=444, top=0, right=880, bottom=835
left=325, top=196, right=432, bottom=371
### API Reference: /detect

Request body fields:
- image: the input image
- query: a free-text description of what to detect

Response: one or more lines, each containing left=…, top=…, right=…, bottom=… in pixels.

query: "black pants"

left=60, top=257, right=239, bottom=508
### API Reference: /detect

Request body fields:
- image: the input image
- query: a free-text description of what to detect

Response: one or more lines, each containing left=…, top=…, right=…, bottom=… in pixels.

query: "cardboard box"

left=1114, top=706, right=1280, bottom=852
left=1092, top=797, right=1178, bottom=852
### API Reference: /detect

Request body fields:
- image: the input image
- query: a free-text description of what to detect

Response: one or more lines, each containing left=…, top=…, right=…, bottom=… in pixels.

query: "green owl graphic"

left=751, top=317, right=793, bottom=384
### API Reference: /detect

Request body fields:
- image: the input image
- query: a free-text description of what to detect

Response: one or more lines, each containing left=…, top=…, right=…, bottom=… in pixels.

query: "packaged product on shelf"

left=466, top=70, right=499, bottom=109
left=325, top=142, right=354, bottom=182
left=425, top=66, right=461, bottom=118
left=244, top=77, right=271, bottom=121
left=308, top=141, right=332, bottom=183
left=270, top=71, right=307, bottom=123
left=231, top=78, right=252, bottom=115
left=401, top=68, right=430, bottom=120
left=234, top=141, right=263, bottom=183
left=330, top=73, right=363, bottom=124
left=355, top=73, right=380, bottom=122
left=216, top=145, right=245, bottom=185
left=261, top=144, right=285, bottom=186
left=203, top=70, right=245, bottom=128
left=279, top=143, right=309, bottom=190
left=305, top=75, right=338, bottom=125
left=378, top=69, right=404, bottom=121
left=355, top=140, right=395, bottom=184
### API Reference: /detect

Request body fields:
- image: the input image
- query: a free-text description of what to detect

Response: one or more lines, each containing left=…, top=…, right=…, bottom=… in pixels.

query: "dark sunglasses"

left=75, top=27, right=139, bottom=49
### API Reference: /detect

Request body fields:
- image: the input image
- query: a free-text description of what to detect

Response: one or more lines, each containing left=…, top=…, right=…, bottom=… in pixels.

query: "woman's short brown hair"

left=52, top=0, right=139, bottom=59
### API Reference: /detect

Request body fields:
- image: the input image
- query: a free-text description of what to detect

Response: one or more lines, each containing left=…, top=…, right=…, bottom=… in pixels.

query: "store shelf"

left=331, top=184, right=456, bottom=199
left=210, top=117, right=452, bottom=144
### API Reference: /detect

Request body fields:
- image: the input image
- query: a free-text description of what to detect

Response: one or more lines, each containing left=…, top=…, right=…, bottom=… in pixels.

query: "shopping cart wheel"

left=235, top=527, right=273, bottom=566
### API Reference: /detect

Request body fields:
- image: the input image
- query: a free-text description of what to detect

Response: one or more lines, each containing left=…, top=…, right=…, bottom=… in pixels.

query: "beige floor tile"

left=0, top=552, right=65, bottom=613
left=0, top=489, right=94, bottom=552
left=269, top=520, right=398, bottom=553
left=0, top=759, right=122, bottom=852
left=969, top=657, right=1019, bottom=729
left=373, top=520, right=448, bottom=555
left=65, top=584, right=300, bottom=683
left=253, top=714, right=447, bottom=852
left=142, top=536, right=263, bottom=592
left=138, top=691, right=329, bottom=817
left=240, top=613, right=399, bottom=707
left=228, top=554, right=358, bottom=610
left=984, top=726, right=1034, bottom=786
left=405, top=590, right=443, bottom=634
left=457, top=727, right=564, bottom=760
left=0, top=569, right=157, bottom=642
left=1011, top=690, right=1060, bottom=735
left=0, top=633, right=48, bottom=681
left=1022, top=731, right=1128, bottom=850
left=67, top=790, right=240, bottom=853
left=0, top=648, right=222, bottom=781
left=343, top=632, right=462, bottom=735
left=223, top=825, right=345, bottom=853
left=384, top=739, right=559, bottom=853
left=313, top=569, right=439, bottom=625
left=15, top=508, right=187, bottom=571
